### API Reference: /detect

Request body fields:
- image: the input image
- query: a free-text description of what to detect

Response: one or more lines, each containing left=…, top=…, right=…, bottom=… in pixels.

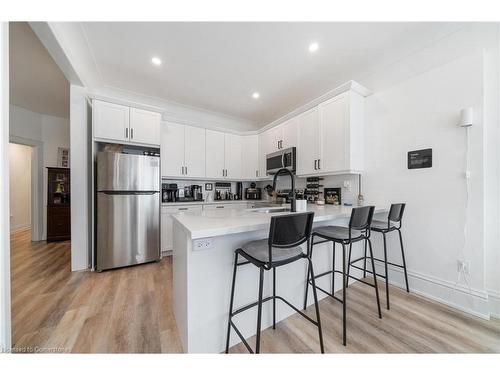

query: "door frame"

left=9, top=136, right=44, bottom=241
left=0, top=21, right=11, bottom=351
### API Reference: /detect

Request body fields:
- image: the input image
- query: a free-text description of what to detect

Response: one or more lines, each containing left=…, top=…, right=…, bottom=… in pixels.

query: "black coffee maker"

left=162, top=183, right=178, bottom=203
left=190, top=185, right=203, bottom=201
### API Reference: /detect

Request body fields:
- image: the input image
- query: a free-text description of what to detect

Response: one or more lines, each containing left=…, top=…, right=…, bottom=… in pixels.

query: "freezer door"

left=97, top=151, right=160, bottom=191
left=96, top=192, right=160, bottom=271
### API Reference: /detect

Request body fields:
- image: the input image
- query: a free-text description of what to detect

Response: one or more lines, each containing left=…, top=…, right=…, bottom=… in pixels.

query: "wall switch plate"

left=194, top=238, right=214, bottom=251
left=457, top=260, right=471, bottom=275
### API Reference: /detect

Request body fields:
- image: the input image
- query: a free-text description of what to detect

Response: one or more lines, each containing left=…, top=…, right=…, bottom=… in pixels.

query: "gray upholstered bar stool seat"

left=225, top=212, right=324, bottom=354
left=303, top=206, right=382, bottom=346
left=240, top=239, right=304, bottom=264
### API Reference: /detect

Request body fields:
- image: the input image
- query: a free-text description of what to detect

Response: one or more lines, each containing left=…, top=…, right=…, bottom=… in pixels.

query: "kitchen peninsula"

left=172, top=204, right=388, bottom=353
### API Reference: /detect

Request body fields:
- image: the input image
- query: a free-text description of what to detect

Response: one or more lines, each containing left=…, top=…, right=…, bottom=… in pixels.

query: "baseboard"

left=378, top=263, right=491, bottom=320
left=488, top=290, right=500, bottom=319
left=161, top=250, right=172, bottom=258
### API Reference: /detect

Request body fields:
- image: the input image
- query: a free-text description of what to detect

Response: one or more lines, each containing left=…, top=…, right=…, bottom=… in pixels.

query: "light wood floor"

left=10, top=228, right=500, bottom=353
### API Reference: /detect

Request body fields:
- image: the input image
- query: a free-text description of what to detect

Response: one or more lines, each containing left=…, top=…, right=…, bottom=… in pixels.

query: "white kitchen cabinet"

left=281, top=118, right=298, bottom=149
left=161, top=205, right=202, bottom=253
left=161, top=123, right=206, bottom=178
left=129, top=107, right=161, bottom=146
left=318, top=91, right=364, bottom=174
left=297, top=91, right=365, bottom=176
left=184, top=125, right=206, bottom=178
left=224, top=133, right=242, bottom=179
left=241, top=135, right=259, bottom=179
left=205, top=130, right=226, bottom=178
left=93, top=100, right=130, bottom=142
left=297, top=108, right=320, bottom=175
left=161, top=122, right=185, bottom=177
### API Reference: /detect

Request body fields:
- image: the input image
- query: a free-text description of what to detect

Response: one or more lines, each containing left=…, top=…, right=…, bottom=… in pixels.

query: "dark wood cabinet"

left=47, top=167, right=71, bottom=242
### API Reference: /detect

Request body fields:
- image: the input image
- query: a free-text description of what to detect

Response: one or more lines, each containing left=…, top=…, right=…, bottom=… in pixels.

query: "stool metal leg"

left=225, top=253, right=239, bottom=353
left=398, top=229, right=410, bottom=293
left=303, top=236, right=314, bottom=310
left=308, top=256, right=325, bottom=353
left=367, top=239, right=382, bottom=319
left=382, top=233, right=390, bottom=310
left=342, top=243, right=347, bottom=346
left=255, top=267, right=265, bottom=354
left=346, top=243, right=352, bottom=288
left=273, top=267, right=276, bottom=329
left=331, top=241, right=336, bottom=294
left=363, top=239, right=367, bottom=278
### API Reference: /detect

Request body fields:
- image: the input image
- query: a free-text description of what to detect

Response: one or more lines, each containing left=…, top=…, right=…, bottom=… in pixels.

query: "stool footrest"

left=350, top=256, right=405, bottom=269
left=349, top=264, right=387, bottom=279
left=308, top=281, right=344, bottom=304
left=231, top=295, right=319, bottom=326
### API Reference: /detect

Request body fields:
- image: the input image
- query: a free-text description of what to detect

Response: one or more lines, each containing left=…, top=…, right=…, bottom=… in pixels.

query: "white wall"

left=9, top=104, right=69, bottom=239
left=8, top=143, right=31, bottom=232
left=363, top=52, right=490, bottom=317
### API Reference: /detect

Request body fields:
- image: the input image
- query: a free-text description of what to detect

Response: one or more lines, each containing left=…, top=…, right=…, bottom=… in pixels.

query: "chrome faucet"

left=272, top=168, right=296, bottom=212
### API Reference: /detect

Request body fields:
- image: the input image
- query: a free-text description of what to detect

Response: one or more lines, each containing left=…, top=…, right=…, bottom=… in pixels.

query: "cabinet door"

left=129, top=108, right=161, bottom=145
left=282, top=118, right=298, bottom=149
left=93, top=100, right=129, bottom=142
left=267, top=126, right=283, bottom=152
left=319, top=94, right=348, bottom=173
left=224, top=133, right=242, bottom=179
left=241, top=135, right=259, bottom=179
left=258, top=133, right=268, bottom=178
left=161, top=208, right=173, bottom=252
left=297, top=108, right=320, bottom=175
left=184, top=126, right=206, bottom=178
left=205, top=130, right=225, bottom=178
left=161, top=122, right=185, bottom=177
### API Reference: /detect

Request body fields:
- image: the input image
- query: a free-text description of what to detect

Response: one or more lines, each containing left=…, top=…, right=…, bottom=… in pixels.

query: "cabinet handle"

left=256, top=170, right=258, bottom=177
left=318, top=159, right=321, bottom=170
left=216, top=206, right=224, bottom=209
left=314, top=159, right=317, bottom=170
left=185, top=166, right=188, bottom=175
left=178, top=208, right=188, bottom=211
left=125, top=128, right=128, bottom=139
left=181, top=166, right=184, bottom=175
left=131, top=128, right=134, bottom=139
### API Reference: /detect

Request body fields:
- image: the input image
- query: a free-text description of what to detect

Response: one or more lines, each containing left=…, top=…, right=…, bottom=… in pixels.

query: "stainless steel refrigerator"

left=96, top=151, right=160, bottom=271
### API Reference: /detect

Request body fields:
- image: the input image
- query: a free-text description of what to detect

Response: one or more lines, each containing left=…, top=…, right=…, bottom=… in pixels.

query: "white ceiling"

left=9, top=22, right=70, bottom=119
left=78, top=22, right=467, bottom=126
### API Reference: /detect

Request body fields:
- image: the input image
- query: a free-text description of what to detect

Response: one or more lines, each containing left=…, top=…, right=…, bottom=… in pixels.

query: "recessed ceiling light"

left=252, top=92, right=260, bottom=99
left=151, top=57, right=162, bottom=66
left=309, top=42, right=319, bottom=53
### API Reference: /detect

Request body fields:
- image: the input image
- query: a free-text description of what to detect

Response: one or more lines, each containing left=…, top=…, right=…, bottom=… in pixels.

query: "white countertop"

left=172, top=203, right=388, bottom=239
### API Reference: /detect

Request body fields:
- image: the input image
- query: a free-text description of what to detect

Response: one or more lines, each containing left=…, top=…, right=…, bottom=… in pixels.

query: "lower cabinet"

left=161, top=205, right=203, bottom=253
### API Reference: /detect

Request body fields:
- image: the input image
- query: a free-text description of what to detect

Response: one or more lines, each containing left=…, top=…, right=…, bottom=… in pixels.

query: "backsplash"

left=162, top=174, right=362, bottom=204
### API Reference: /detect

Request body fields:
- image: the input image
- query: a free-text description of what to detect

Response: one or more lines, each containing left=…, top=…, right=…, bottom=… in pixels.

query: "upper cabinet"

left=93, top=100, right=160, bottom=146
left=297, top=90, right=365, bottom=176
left=129, top=108, right=161, bottom=145
left=205, top=130, right=243, bottom=179
left=93, top=100, right=130, bottom=141
left=161, top=122, right=206, bottom=178
left=241, top=135, right=259, bottom=179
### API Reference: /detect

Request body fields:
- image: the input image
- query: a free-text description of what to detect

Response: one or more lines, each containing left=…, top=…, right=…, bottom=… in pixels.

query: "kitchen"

left=1, top=19, right=500, bottom=360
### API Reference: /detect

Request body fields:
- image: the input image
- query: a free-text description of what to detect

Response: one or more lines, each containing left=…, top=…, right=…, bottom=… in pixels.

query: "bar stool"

left=303, top=206, right=382, bottom=346
left=349, top=203, right=409, bottom=310
left=225, top=212, right=324, bottom=354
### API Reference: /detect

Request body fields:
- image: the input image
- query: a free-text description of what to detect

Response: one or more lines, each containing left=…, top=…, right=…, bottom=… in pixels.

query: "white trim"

left=259, top=80, right=371, bottom=132
left=487, top=290, right=500, bottom=319
left=382, top=263, right=491, bottom=320
left=0, top=21, right=12, bottom=352
left=9, top=135, right=44, bottom=241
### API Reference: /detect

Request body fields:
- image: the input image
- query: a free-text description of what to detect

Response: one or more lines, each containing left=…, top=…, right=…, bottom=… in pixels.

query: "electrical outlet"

left=457, top=260, right=471, bottom=275
left=194, top=238, right=214, bottom=251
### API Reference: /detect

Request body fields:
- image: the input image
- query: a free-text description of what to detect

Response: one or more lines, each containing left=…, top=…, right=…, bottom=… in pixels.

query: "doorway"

left=8, top=143, right=32, bottom=235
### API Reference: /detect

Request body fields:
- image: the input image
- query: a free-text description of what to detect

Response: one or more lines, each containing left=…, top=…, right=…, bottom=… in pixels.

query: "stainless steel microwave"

left=266, top=147, right=296, bottom=175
